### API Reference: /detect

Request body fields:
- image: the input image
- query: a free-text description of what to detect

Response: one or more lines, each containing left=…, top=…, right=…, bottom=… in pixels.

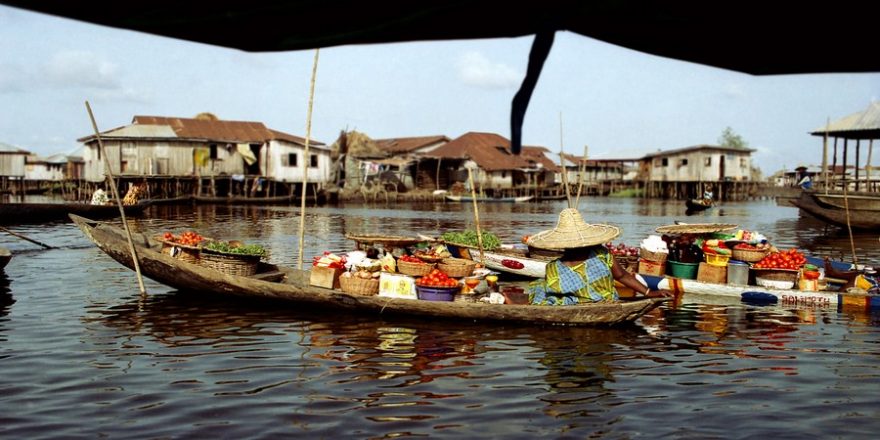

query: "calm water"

left=1, top=198, right=879, bottom=439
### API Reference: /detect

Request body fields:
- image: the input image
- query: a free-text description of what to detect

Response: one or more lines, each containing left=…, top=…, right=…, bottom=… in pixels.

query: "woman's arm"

left=611, top=258, right=672, bottom=298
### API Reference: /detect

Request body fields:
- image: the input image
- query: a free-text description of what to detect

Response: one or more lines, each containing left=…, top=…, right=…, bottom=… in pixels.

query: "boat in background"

left=791, top=192, right=880, bottom=230
left=445, top=195, right=534, bottom=203
left=810, top=192, right=880, bottom=211
left=0, top=200, right=152, bottom=225
left=685, top=198, right=713, bottom=211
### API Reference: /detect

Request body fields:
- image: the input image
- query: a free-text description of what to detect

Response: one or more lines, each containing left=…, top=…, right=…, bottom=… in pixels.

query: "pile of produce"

left=605, top=242, right=638, bottom=257
left=204, top=240, right=266, bottom=257
left=416, top=268, right=459, bottom=288
left=162, top=231, right=205, bottom=247
left=701, top=239, right=731, bottom=255
left=752, top=249, right=806, bottom=270
left=441, top=230, right=501, bottom=250
left=312, top=252, right=346, bottom=268
left=398, top=254, right=428, bottom=265
left=341, top=269, right=380, bottom=280
left=732, top=242, right=771, bottom=252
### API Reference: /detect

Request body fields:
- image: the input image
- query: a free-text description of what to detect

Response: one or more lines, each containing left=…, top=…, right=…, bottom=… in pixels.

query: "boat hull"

left=792, top=193, right=880, bottom=230
left=685, top=199, right=712, bottom=211
left=445, top=195, right=534, bottom=203
left=0, top=247, right=10, bottom=270
left=0, top=201, right=152, bottom=225
left=70, top=215, right=665, bottom=326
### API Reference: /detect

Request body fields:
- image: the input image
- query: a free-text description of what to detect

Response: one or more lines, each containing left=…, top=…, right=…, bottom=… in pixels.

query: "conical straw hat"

left=526, top=208, right=620, bottom=250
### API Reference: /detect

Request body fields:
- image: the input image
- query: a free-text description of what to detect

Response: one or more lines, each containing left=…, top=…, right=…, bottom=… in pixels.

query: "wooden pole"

left=558, top=113, right=572, bottom=208
left=822, top=117, right=830, bottom=193
left=831, top=137, right=838, bottom=190
left=467, top=167, right=485, bottom=265
left=866, top=139, right=874, bottom=191
left=0, top=226, right=54, bottom=249
left=574, top=144, right=587, bottom=208
left=297, top=49, right=320, bottom=270
left=85, top=101, right=146, bottom=294
left=855, top=139, right=861, bottom=192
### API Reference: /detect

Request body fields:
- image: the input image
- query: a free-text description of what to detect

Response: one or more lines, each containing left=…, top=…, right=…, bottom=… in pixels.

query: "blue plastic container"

left=416, top=285, right=459, bottom=301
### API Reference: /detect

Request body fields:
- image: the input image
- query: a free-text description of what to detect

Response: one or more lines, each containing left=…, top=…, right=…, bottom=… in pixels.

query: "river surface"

left=1, top=198, right=879, bottom=439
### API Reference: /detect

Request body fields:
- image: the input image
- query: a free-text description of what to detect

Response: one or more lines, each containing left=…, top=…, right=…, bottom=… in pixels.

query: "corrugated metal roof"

left=810, top=102, right=880, bottom=138
left=641, top=144, right=755, bottom=159
left=426, top=132, right=532, bottom=171
left=108, top=124, right=179, bottom=138
left=267, top=129, right=326, bottom=148
left=0, top=142, right=30, bottom=154
left=375, top=135, right=450, bottom=153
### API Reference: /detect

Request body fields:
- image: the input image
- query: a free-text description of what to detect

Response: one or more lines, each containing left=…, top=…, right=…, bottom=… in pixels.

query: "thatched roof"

left=331, top=130, right=388, bottom=159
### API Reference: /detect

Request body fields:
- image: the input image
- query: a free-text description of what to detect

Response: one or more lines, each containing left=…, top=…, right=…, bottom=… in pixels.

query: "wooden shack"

left=0, top=142, right=30, bottom=195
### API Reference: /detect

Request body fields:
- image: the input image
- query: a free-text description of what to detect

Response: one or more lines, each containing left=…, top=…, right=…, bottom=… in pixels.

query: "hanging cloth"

left=237, top=143, right=257, bottom=166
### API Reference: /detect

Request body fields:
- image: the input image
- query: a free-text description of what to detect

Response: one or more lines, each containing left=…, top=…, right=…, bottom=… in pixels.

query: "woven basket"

left=732, top=248, right=770, bottom=263
left=199, top=250, right=261, bottom=276
left=639, top=247, right=668, bottom=263
left=339, top=275, right=380, bottom=295
left=156, top=236, right=202, bottom=264
left=397, top=259, right=434, bottom=276
left=438, top=258, right=477, bottom=278
left=614, top=255, right=640, bottom=273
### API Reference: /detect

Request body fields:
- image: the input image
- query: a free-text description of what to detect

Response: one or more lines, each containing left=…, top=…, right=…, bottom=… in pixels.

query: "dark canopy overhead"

left=5, top=0, right=877, bottom=152
left=4, top=0, right=878, bottom=74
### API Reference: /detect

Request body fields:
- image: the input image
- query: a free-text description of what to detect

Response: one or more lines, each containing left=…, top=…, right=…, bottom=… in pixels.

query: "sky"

left=1, top=5, right=878, bottom=175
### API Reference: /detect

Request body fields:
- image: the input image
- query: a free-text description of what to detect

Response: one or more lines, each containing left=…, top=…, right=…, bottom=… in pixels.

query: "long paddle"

left=0, top=226, right=54, bottom=249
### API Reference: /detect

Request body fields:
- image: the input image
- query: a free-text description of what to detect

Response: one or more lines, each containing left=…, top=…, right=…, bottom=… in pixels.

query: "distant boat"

left=791, top=193, right=880, bottom=230
left=810, top=192, right=880, bottom=211
left=0, top=200, right=152, bottom=225
left=685, top=198, right=713, bottom=211
left=445, top=195, right=534, bottom=203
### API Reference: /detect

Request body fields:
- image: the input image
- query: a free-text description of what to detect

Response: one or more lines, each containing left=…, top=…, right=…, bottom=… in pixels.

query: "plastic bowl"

left=416, top=285, right=460, bottom=301
left=755, top=277, right=795, bottom=290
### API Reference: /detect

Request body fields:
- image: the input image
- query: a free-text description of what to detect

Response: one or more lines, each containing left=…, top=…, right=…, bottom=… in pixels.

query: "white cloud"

left=456, top=51, right=521, bottom=89
left=45, top=50, right=122, bottom=89
left=722, top=82, right=746, bottom=99
left=0, top=63, right=28, bottom=92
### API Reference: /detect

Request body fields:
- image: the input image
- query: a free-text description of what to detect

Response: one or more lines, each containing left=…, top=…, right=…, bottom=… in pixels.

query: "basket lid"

left=655, top=223, right=738, bottom=234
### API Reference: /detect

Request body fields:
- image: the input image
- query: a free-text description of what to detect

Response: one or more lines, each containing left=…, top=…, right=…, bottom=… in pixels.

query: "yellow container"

left=705, top=253, right=730, bottom=267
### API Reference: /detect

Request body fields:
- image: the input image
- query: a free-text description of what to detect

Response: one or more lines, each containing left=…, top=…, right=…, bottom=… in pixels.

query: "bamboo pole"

left=558, top=113, right=572, bottom=208
left=467, top=167, right=485, bottom=265
left=855, top=139, right=861, bottom=192
left=297, top=48, right=320, bottom=270
left=831, top=137, right=838, bottom=190
left=85, top=101, right=146, bottom=294
left=574, top=144, right=588, bottom=208
left=842, top=174, right=858, bottom=267
left=0, top=226, right=53, bottom=249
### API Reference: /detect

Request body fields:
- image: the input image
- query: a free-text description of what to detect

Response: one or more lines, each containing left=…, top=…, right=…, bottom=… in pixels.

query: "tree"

left=718, top=127, right=748, bottom=149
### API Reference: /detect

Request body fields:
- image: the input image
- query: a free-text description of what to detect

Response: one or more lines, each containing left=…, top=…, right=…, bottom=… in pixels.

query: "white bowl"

left=756, top=277, right=794, bottom=290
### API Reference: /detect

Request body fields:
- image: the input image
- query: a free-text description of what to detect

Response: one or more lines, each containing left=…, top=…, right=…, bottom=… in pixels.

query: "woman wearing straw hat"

left=526, top=208, right=672, bottom=305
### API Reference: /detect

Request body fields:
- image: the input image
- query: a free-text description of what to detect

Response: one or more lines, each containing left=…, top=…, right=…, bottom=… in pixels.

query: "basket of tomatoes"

left=415, top=268, right=461, bottom=301
left=156, top=231, right=207, bottom=263
left=752, top=249, right=805, bottom=287
left=397, top=254, right=434, bottom=276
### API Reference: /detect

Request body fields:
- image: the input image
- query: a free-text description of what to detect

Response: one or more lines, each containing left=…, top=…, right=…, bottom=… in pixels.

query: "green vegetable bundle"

left=440, top=230, right=501, bottom=250
left=204, top=241, right=267, bottom=257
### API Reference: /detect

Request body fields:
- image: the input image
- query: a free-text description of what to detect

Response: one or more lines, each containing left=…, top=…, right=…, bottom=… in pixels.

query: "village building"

left=25, top=153, right=68, bottom=182
left=640, top=144, right=756, bottom=200
left=76, top=115, right=330, bottom=199
left=423, top=132, right=554, bottom=196
left=0, top=142, right=30, bottom=196
left=557, top=153, right=641, bottom=196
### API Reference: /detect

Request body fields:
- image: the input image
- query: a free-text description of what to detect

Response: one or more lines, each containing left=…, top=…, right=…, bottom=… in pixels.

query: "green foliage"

left=205, top=241, right=266, bottom=256
left=441, top=230, right=501, bottom=250
left=718, top=127, right=748, bottom=149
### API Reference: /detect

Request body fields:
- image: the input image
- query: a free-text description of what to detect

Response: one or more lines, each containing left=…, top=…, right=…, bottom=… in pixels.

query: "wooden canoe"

left=641, top=274, right=879, bottom=309
left=791, top=192, right=880, bottom=230
left=0, top=247, right=10, bottom=270
left=810, top=192, right=880, bottom=212
left=70, top=215, right=666, bottom=326
left=685, top=198, right=713, bottom=211
left=0, top=200, right=152, bottom=225
left=445, top=195, right=534, bottom=203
